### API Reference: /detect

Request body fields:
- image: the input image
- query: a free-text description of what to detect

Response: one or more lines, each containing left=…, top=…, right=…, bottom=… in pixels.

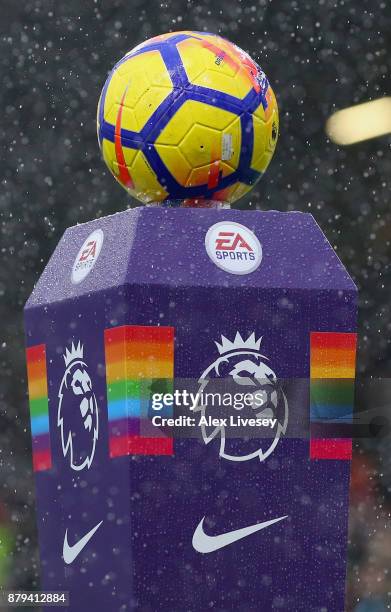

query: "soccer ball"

left=97, top=31, right=279, bottom=205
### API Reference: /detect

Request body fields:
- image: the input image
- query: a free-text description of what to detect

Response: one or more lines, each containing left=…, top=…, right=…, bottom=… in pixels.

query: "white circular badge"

left=205, top=221, right=262, bottom=275
left=71, top=229, right=104, bottom=284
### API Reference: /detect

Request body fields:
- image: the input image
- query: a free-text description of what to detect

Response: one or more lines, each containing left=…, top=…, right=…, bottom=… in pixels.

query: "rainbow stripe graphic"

left=26, top=344, right=52, bottom=472
left=104, top=325, right=174, bottom=458
left=310, top=332, right=357, bottom=460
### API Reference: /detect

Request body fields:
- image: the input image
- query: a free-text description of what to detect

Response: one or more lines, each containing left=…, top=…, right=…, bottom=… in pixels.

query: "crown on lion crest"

left=63, top=341, right=84, bottom=367
left=215, top=332, right=262, bottom=355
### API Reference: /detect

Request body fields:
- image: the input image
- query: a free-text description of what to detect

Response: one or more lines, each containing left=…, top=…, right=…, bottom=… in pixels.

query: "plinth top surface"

left=25, top=208, right=356, bottom=309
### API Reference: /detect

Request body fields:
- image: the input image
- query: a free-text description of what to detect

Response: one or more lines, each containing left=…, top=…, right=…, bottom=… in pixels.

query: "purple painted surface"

left=24, top=208, right=357, bottom=611
left=33, top=433, right=50, bottom=452
left=109, top=417, right=139, bottom=437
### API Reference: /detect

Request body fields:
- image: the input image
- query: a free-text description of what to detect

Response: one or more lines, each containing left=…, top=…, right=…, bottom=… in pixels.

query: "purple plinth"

left=24, top=207, right=357, bottom=611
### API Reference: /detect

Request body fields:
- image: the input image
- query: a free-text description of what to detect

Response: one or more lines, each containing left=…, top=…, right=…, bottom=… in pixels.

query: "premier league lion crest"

left=57, top=341, right=99, bottom=471
left=196, top=332, right=288, bottom=462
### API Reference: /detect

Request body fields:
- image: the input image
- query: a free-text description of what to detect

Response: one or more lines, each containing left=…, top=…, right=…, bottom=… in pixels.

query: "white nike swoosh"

left=63, top=520, right=103, bottom=564
left=192, top=515, right=288, bottom=553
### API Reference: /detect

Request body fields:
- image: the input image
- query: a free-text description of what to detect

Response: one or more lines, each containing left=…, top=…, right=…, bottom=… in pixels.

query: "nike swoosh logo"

left=63, top=521, right=103, bottom=564
left=192, top=515, right=288, bottom=553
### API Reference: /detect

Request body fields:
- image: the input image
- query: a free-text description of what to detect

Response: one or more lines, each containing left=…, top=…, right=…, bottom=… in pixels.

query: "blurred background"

left=0, top=0, right=390, bottom=610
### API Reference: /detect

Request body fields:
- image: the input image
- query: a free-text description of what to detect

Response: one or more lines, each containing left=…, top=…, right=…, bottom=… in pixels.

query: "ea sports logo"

left=205, top=221, right=262, bottom=274
left=215, top=231, right=252, bottom=252
left=71, top=229, right=104, bottom=284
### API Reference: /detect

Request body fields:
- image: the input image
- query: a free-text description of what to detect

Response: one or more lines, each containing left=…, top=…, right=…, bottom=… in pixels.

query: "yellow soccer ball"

left=97, top=31, right=278, bottom=205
